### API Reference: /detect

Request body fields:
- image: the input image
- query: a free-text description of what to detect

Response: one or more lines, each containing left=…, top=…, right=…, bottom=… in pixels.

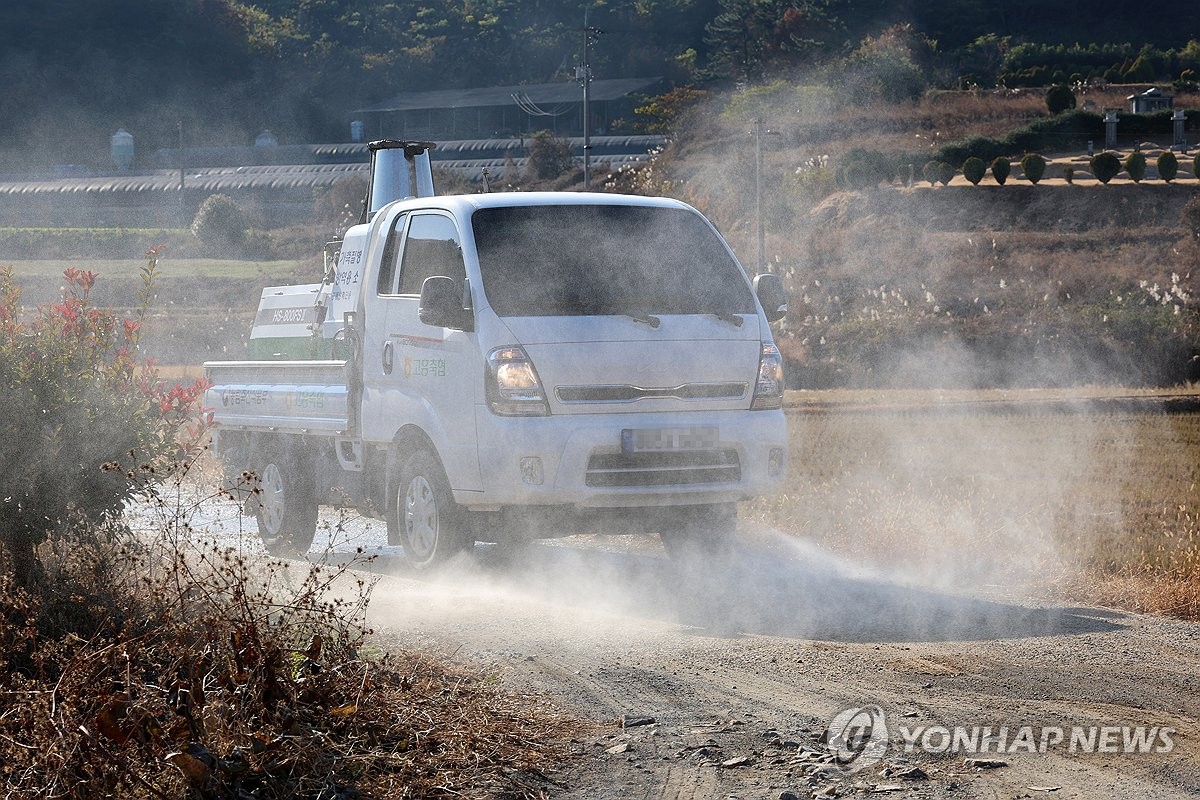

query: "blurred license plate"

left=622, top=426, right=718, bottom=453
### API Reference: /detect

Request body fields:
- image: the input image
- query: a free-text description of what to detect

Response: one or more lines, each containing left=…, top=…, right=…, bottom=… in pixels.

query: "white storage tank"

left=111, top=129, right=134, bottom=172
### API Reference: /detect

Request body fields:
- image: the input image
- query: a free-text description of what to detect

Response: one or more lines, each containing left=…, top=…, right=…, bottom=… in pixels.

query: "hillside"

left=766, top=182, right=1200, bottom=389
left=611, top=82, right=1200, bottom=390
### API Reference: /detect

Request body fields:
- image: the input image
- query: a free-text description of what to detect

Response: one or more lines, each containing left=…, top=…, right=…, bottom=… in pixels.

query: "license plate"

left=622, top=426, right=718, bottom=453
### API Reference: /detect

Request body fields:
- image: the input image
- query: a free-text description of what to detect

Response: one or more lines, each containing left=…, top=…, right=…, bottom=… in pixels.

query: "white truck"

left=205, top=140, right=789, bottom=566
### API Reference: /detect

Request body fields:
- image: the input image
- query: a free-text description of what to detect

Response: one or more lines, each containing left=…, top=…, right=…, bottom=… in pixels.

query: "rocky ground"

left=178, top=497, right=1198, bottom=800
left=357, top=528, right=1198, bottom=799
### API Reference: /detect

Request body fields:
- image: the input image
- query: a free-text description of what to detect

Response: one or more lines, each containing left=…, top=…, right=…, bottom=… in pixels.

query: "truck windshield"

left=472, top=204, right=756, bottom=318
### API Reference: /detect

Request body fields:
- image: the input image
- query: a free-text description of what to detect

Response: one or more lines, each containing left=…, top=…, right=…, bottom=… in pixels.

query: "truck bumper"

left=467, top=406, right=787, bottom=509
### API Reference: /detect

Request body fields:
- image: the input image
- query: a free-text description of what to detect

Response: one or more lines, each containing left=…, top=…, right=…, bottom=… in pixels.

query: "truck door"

left=361, top=210, right=481, bottom=493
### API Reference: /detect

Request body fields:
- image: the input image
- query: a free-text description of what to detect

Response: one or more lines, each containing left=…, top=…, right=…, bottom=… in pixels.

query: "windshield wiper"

left=708, top=311, right=744, bottom=327
left=623, top=312, right=661, bottom=328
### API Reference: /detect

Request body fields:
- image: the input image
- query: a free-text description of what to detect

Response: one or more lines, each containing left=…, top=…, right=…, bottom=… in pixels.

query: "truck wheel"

left=253, top=443, right=318, bottom=558
left=387, top=447, right=468, bottom=569
left=659, top=503, right=737, bottom=562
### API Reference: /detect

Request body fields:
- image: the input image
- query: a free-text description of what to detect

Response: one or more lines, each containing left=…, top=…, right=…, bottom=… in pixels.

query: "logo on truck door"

left=402, top=356, right=447, bottom=379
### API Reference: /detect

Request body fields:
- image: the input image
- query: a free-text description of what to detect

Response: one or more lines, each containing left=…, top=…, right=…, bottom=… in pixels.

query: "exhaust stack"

left=363, top=140, right=437, bottom=222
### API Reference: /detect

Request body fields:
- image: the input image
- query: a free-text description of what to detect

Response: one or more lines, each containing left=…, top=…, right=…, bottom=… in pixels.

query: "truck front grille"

left=557, top=382, right=746, bottom=403
left=585, top=449, right=741, bottom=487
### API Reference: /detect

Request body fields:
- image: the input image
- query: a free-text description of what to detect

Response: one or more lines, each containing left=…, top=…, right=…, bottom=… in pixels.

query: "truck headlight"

left=751, top=342, right=784, bottom=410
left=486, top=345, right=550, bottom=416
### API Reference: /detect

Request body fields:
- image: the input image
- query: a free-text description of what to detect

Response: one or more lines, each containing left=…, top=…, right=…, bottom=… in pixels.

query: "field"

left=5, top=257, right=305, bottom=281
left=2, top=257, right=312, bottom=363
left=749, top=393, right=1200, bottom=618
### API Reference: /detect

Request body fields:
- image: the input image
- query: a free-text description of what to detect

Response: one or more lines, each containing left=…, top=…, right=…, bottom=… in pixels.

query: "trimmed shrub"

left=922, top=160, right=942, bottom=186
left=1046, top=84, right=1077, bottom=115
left=191, top=193, right=247, bottom=253
left=963, top=156, right=986, bottom=185
left=936, top=110, right=1103, bottom=167
left=933, top=110, right=1200, bottom=170
left=1157, top=151, right=1179, bottom=182
left=837, top=148, right=896, bottom=189
left=1020, top=153, right=1047, bottom=184
left=1124, top=151, right=1147, bottom=183
left=937, top=162, right=956, bottom=185
left=1091, top=151, right=1122, bottom=184
left=1063, top=165, right=1075, bottom=184
left=991, top=157, right=1011, bottom=185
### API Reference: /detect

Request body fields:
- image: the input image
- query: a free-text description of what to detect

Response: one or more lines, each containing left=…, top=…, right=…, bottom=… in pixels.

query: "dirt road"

left=352, top=523, right=1200, bottom=799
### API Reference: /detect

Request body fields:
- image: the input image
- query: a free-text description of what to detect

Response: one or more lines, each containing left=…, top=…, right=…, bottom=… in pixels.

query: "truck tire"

left=387, top=447, right=469, bottom=569
left=253, top=441, right=318, bottom=558
left=659, top=503, right=737, bottom=562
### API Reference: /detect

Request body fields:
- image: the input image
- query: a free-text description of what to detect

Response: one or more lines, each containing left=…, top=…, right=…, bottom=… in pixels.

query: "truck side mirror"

left=753, top=273, right=788, bottom=323
left=419, top=276, right=474, bottom=331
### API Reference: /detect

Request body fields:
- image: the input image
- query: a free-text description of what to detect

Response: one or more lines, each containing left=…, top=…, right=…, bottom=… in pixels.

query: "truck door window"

left=376, top=212, right=408, bottom=295
left=399, top=214, right=465, bottom=296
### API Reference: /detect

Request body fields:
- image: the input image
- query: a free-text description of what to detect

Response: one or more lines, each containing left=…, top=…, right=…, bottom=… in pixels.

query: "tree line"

left=1, top=0, right=1199, bottom=171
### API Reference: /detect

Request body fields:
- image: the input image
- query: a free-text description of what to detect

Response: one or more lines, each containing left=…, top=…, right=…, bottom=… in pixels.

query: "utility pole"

left=751, top=118, right=780, bottom=274
left=177, top=120, right=185, bottom=224
left=177, top=120, right=185, bottom=190
left=576, top=19, right=601, bottom=190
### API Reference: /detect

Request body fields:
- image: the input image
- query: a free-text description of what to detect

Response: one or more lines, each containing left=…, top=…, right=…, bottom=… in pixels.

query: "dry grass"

left=747, top=397, right=1200, bottom=618
left=0, top=474, right=572, bottom=799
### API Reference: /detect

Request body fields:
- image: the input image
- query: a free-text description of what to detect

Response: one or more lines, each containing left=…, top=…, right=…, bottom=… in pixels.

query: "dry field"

left=749, top=392, right=1200, bottom=618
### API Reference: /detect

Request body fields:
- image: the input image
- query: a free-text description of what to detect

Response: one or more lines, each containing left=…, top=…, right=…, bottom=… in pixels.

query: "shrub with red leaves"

left=0, top=248, right=211, bottom=588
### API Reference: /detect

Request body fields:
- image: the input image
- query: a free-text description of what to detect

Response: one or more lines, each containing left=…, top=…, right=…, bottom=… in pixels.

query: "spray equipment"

left=362, top=140, right=438, bottom=223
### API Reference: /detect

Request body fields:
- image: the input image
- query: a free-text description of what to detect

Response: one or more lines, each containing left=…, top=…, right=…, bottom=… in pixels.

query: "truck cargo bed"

left=204, top=360, right=351, bottom=434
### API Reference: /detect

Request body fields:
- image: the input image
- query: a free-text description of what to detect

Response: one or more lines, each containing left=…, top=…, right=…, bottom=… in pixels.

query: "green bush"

left=1124, top=151, right=1147, bottom=183
left=922, top=160, right=942, bottom=186
left=936, top=110, right=1104, bottom=166
left=937, top=162, right=956, bottom=185
left=633, top=85, right=710, bottom=133
left=836, top=148, right=896, bottom=189
left=1020, top=153, right=1047, bottom=184
left=1045, top=84, right=1077, bottom=115
left=191, top=194, right=248, bottom=253
left=789, top=162, right=838, bottom=203
left=1063, top=165, right=1075, bottom=184
left=1091, top=151, right=1122, bottom=184
left=991, top=157, right=1011, bottom=185
left=1157, top=151, right=1179, bottom=182
left=0, top=253, right=209, bottom=588
left=963, top=156, right=986, bottom=185
left=935, top=109, right=1200, bottom=170
left=1124, top=54, right=1156, bottom=82
left=526, top=130, right=574, bottom=180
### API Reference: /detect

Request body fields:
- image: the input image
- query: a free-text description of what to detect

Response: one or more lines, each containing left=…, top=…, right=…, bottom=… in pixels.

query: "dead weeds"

left=0, top=478, right=571, bottom=799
